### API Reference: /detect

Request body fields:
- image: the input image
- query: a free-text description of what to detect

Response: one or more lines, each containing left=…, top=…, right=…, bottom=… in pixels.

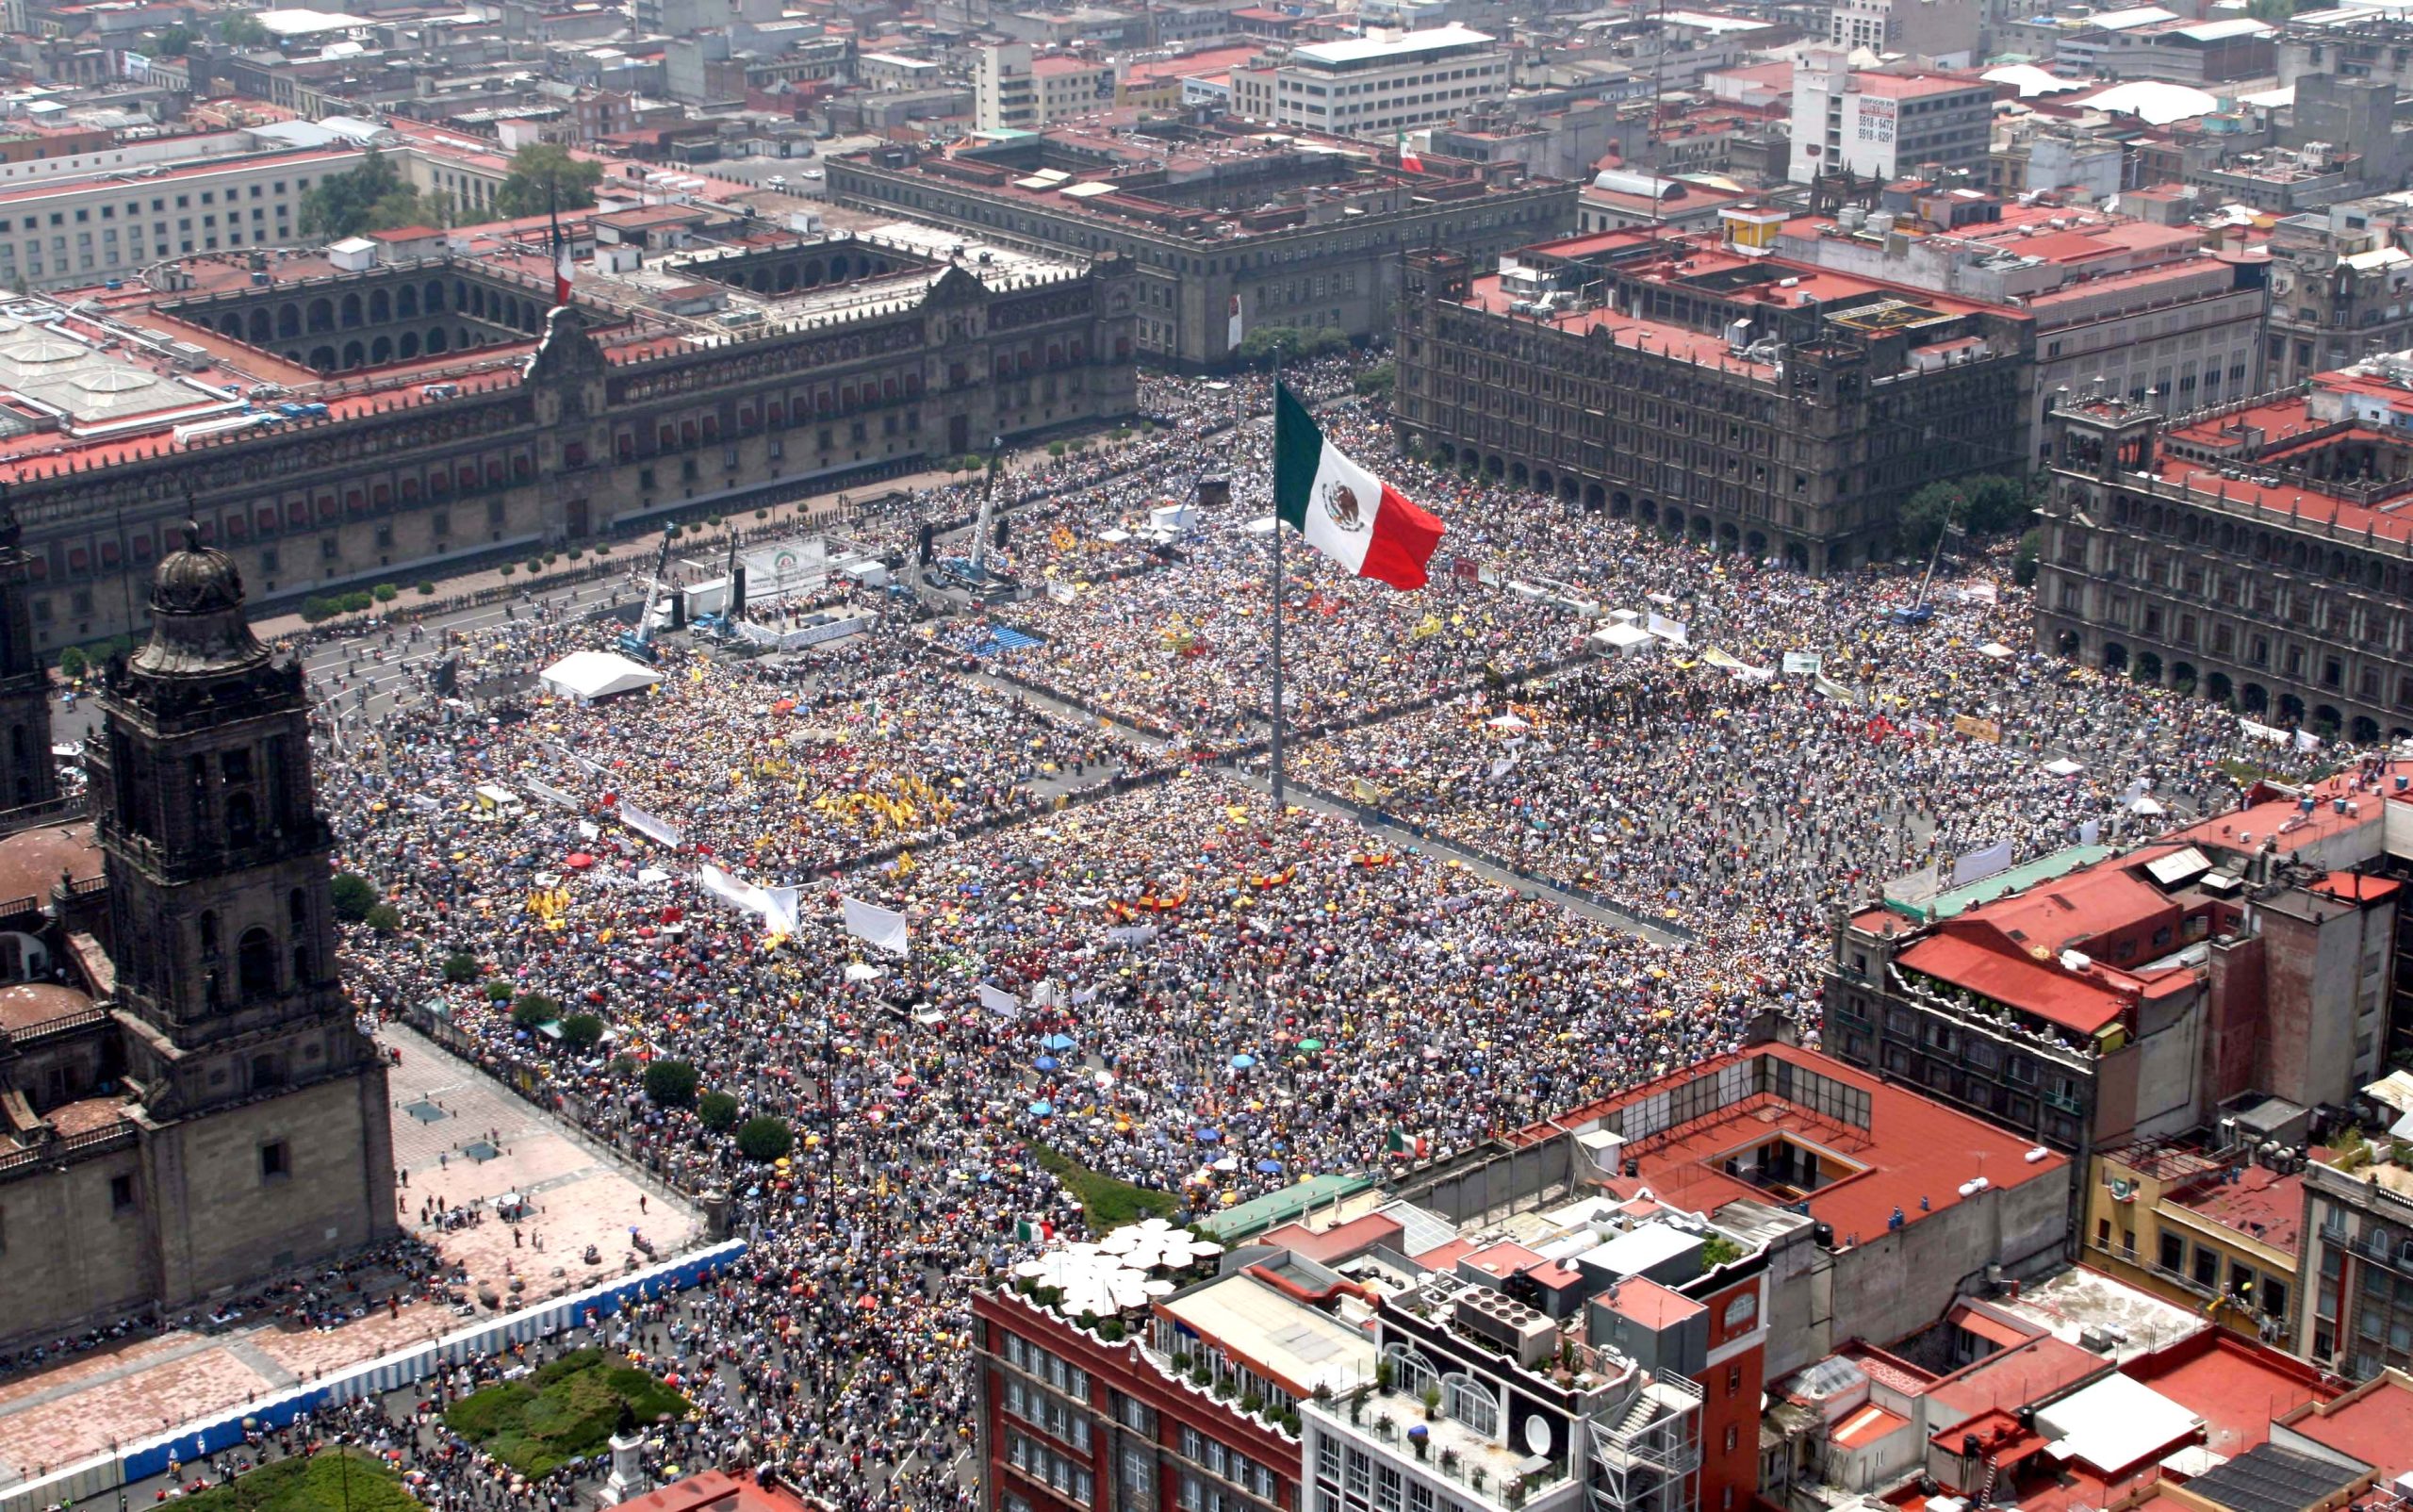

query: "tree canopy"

left=494, top=143, right=605, bottom=221
left=298, top=150, right=444, bottom=238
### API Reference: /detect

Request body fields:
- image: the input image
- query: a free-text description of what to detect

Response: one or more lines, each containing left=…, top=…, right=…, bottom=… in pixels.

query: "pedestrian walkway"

left=0, top=1025, right=695, bottom=1490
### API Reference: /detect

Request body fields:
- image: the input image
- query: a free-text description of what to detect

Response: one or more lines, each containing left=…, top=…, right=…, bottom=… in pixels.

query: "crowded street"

left=8, top=352, right=2347, bottom=1511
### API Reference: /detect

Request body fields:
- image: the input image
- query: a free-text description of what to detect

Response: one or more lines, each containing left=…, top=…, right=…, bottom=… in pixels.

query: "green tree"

left=2014, top=528, right=2042, bottom=587
left=364, top=902, right=402, bottom=933
left=1353, top=360, right=1396, bottom=399
left=735, top=1115, right=794, bottom=1162
left=57, top=646, right=87, bottom=679
left=371, top=582, right=399, bottom=603
left=329, top=872, right=379, bottom=922
left=441, top=951, right=481, bottom=984
left=298, top=149, right=441, bottom=240
left=643, top=1059, right=700, bottom=1109
left=141, top=23, right=194, bottom=56
left=218, top=10, right=271, bottom=46
left=1964, top=474, right=2032, bottom=535
left=511, top=992, right=560, bottom=1028
left=698, top=1092, right=741, bottom=1132
left=417, top=581, right=436, bottom=596
left=1236, top=323, right=1349, bottom=367
left=560, top=1011, right=606, bottom=1051
left=494, top=143, right=606, bottom=221
left=1896, top=481, right=1967, bottom=557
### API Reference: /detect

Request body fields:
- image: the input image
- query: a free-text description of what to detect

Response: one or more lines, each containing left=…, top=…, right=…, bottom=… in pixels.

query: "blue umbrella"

left=1197, top=1126, right=1223, bottom=1142
left=1029, top=1100, right=1054, bottom=1116
left=1043, top=1033, right=1075, bottom=1051
left=1034, top=1055, right=1059, bottom=1072
left=1230, top=1053, right=1256, bottom=1070
left=1256, top=1159, right=1283, bottom=1175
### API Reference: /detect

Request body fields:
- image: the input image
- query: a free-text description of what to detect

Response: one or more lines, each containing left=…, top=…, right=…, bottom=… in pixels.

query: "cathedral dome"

left=131, top=520, right=266, bottom=675
left=152, top=528, right=244, bottom=616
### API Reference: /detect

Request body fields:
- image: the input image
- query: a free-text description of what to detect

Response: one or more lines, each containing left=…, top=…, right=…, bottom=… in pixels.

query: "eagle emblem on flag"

left=1321, top=480, right=1368, bottom=532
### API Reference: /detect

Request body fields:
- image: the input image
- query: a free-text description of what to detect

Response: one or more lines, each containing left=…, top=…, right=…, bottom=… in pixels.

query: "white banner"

left=621, top=803, right=683, bottom=847
left=2077, top=818, right=2101, bottom=846
left=2295, top=729, right=2323, bottom=753
left=1646, top=613, right=1689, bottom=647
left=1105, top=924, right=1158, bottom=945
left=1814, top=674, right=1860, bottom=705
left=842, top=896, right=911, bottom=956
left=978, top=983, right=1021, bottom=1017
left=2239, top=717, right=2290, bottom=748
left=1782, top=652, right=1824, bottom=676
left=696, top=864, right=798, bottom=934
left=1227, top=292, right=1244, bottom=350
left=527, top=778, right=582, bottom=811
left=1949, top=838, right=2015, bottom=889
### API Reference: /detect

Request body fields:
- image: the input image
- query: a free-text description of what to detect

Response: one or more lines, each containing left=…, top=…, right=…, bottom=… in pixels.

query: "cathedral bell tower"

left=0, top=483, right=58, bottom=823
left=89, top=523, right=372, bottom=1120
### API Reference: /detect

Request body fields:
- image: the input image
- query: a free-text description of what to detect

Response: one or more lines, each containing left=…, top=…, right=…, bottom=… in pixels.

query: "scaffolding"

left=1586, top=1372, right=1702, bottom=1512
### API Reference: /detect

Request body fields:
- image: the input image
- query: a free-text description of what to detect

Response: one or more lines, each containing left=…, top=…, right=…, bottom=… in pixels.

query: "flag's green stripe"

left=1273, top=381, right=1321, bottom=531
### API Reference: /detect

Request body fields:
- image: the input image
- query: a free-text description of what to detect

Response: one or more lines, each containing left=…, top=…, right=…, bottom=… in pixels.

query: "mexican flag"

left=554, top=241, right=575, bottom=307
left=1398, top=130, right=1423, bottom=173
left=1274, top=382, right=1445, bottom=591
left=1016, top=1217, right=1055, bottom=1243
left=1385, top=1128, right=1428, bottom=1159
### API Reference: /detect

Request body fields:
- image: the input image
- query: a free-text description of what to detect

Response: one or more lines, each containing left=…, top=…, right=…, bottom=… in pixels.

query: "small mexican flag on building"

left=1398, top=129, right=1423, bottom=173
left=1385, top=1128, right=1428, bottom=1159
left=1016, top=1217, right=1056, bottom=1243
left=1274, top=382, right=1445, bottom=590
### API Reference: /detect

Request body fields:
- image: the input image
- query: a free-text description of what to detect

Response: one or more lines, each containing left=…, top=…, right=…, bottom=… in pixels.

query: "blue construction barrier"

left=3, top=1239, right=747, bottom=1512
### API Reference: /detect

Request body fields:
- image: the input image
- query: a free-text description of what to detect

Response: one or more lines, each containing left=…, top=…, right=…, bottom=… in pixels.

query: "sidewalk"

left=244, top=436, right=1142, bottom=643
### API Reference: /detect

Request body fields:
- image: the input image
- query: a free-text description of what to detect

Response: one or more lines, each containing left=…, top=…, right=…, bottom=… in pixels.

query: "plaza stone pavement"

left=0, top=1023, right=694, bottom=1487
left=382, top=1020, right=698, bottom=1300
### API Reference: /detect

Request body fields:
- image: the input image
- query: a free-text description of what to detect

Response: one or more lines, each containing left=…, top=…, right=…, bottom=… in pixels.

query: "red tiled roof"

left=1600, top=1275, right=1705, bottom=1330
left=1835, top=1403, right=1912, bottom=1449
left=2283, top=1373, right=2413, bottom=1478
left=1575, top=1045, right=2067, bottom=1247
left=1261, top=1213, right=1403, bottom=1265
left=1895, top=930, right=2132, bottom=1035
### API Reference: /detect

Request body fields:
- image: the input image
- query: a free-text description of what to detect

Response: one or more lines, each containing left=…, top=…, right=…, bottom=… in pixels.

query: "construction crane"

left=618, top=530, right=678, bottom=662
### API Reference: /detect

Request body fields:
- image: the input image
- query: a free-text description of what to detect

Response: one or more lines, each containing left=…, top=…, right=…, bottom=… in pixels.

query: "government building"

left=0, top=215, right=1135, bottom=651
left=0, top=514, right=397, bottom=1353
left=2033, top=356, right=2413, bottom=745
left=1393, top=219, right=2033, bottom=571
left=826, top=120, right=1574, bottom=369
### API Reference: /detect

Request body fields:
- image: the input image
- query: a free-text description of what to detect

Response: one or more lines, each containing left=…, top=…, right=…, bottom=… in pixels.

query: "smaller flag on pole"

left=1398, top=130, right=1423, bottom=173
left=548, top=186, right=573, bottom=308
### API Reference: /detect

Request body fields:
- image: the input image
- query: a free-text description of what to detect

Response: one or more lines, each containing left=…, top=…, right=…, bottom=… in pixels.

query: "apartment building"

left=1786, top=51, right=1993, bottom=184
left=976, top=41, right=1115, bottom=132
left=1769, top=192, right=2268, bottom=462
left=1227, top=25, right=1508, bottom=138
left=2268, top=198, right=2413, bottom=388
left=0, top=145, right=366, bottom=289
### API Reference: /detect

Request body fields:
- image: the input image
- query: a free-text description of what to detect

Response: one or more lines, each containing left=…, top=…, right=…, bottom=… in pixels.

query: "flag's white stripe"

left=1301, top=441, right=1378, bottom=575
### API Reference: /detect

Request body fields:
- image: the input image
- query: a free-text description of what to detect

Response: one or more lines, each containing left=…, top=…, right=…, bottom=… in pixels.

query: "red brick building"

left=974, top=1282, right=1310, bottom=1512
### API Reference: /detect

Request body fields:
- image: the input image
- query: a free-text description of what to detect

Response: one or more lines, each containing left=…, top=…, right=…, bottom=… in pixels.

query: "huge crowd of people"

left=25, top=351, right=2353, bottom=1510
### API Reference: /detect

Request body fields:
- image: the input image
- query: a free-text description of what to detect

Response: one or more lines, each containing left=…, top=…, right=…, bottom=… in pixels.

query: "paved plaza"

left=0, top=1023, right=695, bottom=1489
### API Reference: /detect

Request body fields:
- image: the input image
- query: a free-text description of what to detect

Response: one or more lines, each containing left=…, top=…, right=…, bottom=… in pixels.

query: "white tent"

left=1977, top=642, right=2014, bottom=661
left=2043, top=757, right=2084, bottom=777
left=1591, top=622, right=1656, bottom=659
left=539, top=650, right=662, bottom=702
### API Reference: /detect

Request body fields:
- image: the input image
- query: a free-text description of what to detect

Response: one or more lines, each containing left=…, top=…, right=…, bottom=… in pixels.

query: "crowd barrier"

left=734, top=615, right=871, bottom=651
left=0, top=1239, right=748, bottom=1512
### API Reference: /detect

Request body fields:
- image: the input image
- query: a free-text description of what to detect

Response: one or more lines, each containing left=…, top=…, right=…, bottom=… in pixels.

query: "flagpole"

left=1269, top=343, right=1285, bottom=823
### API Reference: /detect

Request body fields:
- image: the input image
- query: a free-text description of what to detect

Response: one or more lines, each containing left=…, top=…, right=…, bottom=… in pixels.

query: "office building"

left=1393, top=223, right=2032, bottom=573
left=0, top=222, right=1136, bottom=649
left=1225, top=25, right=1509, bottom=139
left=828, top=123, right=1572, bottom=367
left=1787, top=53, right=1994, bottom=185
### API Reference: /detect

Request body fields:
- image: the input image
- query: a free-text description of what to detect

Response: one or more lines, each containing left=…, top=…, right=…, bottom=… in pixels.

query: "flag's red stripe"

left=1364, top=484, right=1445, bottom=590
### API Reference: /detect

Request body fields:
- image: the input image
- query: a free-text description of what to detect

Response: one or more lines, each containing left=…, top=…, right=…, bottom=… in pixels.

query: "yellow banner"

left=1952, top=714, right=2002, bottom=744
